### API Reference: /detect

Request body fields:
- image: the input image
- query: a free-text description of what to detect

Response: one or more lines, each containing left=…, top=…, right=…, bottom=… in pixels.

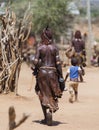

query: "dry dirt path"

left=0, top=63, right=99, bottom=130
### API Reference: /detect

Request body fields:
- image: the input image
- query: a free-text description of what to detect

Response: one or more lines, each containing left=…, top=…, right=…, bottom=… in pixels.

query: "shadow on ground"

left=32, top=120, right=68, bottom=126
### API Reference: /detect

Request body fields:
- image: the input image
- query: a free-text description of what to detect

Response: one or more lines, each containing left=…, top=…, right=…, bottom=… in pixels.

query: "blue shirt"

left=67, top=66, right=81, bottom=79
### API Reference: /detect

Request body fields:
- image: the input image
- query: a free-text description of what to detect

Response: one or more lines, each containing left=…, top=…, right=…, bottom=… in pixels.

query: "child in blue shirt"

left=65, top=57, right=82, bottom=103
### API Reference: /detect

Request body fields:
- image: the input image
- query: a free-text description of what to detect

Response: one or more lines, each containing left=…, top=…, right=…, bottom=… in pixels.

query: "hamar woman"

left=32, top=26, right=65, bottom=126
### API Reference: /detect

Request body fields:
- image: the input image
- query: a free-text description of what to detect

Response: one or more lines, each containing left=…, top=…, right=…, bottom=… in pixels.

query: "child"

left=64, top=57, right=82, bottom=103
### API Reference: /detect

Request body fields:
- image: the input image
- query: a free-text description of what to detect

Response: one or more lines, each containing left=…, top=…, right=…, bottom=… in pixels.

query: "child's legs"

left=73, top=82, right=79, bottom=101
left=69, top=82, right=75, bottom=102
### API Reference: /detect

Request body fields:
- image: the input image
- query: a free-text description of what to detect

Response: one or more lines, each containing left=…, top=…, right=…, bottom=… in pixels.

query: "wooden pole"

left=86, top=0, right=92, bottom=66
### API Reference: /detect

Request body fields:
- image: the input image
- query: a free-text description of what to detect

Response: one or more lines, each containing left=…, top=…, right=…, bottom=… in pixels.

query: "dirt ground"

left=0, top=63, right=99, bottom=130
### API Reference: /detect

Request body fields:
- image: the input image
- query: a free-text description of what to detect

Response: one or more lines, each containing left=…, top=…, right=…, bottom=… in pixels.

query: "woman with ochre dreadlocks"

left=32, top=26, right=64, bottom=126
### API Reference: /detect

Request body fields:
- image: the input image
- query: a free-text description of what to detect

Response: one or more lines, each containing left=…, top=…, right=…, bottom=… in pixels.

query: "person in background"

left=91, top=53, right=99, bottom=67
left=71, top=30, right=86, bottom=82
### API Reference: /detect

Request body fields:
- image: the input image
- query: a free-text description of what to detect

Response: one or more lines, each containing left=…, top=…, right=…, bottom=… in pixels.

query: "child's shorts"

left=69, top=81, right=79, bottom=93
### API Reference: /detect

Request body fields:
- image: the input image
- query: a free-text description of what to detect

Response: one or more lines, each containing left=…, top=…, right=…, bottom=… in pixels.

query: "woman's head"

left=74, top=30, right=82, bottom=39
left=41, top=26, right=53, bottom=44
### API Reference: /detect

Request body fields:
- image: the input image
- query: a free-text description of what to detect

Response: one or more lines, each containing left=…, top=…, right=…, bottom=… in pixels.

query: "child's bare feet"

left=69, top=97, right=73, bottom=103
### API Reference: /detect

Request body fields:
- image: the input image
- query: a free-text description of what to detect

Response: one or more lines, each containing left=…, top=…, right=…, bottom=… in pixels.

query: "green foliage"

left=79, top=8, right=86, bottom=17
left=3, top=0, right=73, bottom=39
left=79, top=7, right=99, bottom=18
left=10, top=0, right=33, bottom=18
left=32, top=0, right=74, bottom=39
left=91, top=9, right=99, bottom=18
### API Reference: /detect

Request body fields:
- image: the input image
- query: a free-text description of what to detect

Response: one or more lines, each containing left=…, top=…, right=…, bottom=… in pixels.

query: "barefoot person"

left=65, top=57, right=82, bottom=103
left=65, top=30, right=86, bottom=82
left=32, top=26, right=64, bottom=125
left=71, top=30, right=86, bottom=82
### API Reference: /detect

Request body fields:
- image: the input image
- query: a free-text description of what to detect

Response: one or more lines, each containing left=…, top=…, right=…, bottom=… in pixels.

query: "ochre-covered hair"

left=41, top=26, right=53, bottom=42
left=74, top=30, right=82, bottom=39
